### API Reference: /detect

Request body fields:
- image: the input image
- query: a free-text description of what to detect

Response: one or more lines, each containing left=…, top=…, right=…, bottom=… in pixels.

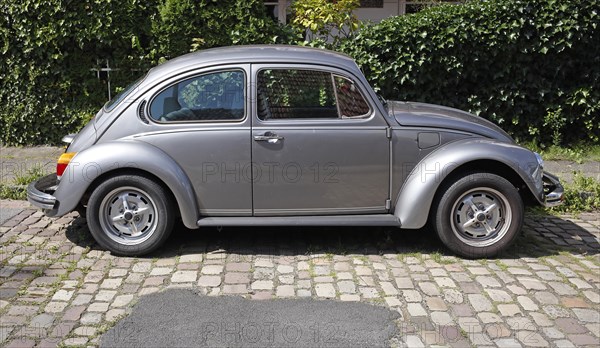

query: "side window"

left=150, top=70, right=244, bottom=122
left=334, top=76, right=371, bottom=117
left=257, top=69, right=337, bottom=120
left=257, top=69, right=370, bottom=120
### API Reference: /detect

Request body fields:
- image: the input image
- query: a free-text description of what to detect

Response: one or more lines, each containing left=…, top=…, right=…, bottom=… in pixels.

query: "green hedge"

left=340, top=0, right=600, bottom=145
left=0, top=0, right=293, bottom=145
left=2, top=0, right=598, bottom=146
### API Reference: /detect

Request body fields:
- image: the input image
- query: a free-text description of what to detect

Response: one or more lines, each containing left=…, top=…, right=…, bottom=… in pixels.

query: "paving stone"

left=555, top=318, right=589, bottom=334
left=200, top=265, right=223, bottom=275
left=407, top=303, right=427, bottom=317
left=530, top=312, right=553, bottom=327
left=426, top=296, right=448, bottom=311
left=478, top=312, right=502, bottom=324
left=337, top=280, right=356, bottom=294
left=44, top=301, right=68, bottom=313
left=419, top=282, right=441, bottom=296
left=583, top=290, right=600, bottom=304
left=30, top=313, right=54, bottom=328
left=315, top=283, right=335, bottom=298
left=572, top=308, right=600, bottom=323
left=516, top=331, right=549, bottom=347
left=275, top=285, right=294, bottom=297
left=567, top=334, right=599, bottom=346
left=51, top=289, right=74, bottom=302
left=543, top=305, right=572, bottom=318
left=516, top=296, right=539, bottom=311
left=314, top=276, right=335, bottom=283
left=278, top=274, right=294, bottom=284
left=149, top=267, right=173, bottom=276
left=549, top=281, right=578, bottom=296
left=385, top=296, right=402, bottom=307
left=179, top=254, right=203, bottom=263
left=143, top=276, right=165, bottom=287
left=359, top=287, right=379, bottom=298
left=404, top=335, right=425, bottom=348
left=543, top=327, right=565, bottom=339
left=495, top=338, right=523, bottom=348
left=468, top=294, right=493, bottom=311
left=485, top=289, right=512, bottom=302
left=105, top=308, right=126, bottom=322
left=486, top=323, right=511, bottom=339
left=297, top=289, right=312, bottom=297
left=336, top=272, right=353, bottom=280
left=438, top=289, right=461, bottom=305
left=80, top=313, right=102, bottom=325
left=226, top=262, right=251, bottom=272
left=338, top=294, right=359, bottom=301
left=95, top=290, right=117, bottom=302
left=476, top=276, right=501, bottom=288
left=73, top=326, right=98, bottom=337
left=561, top=296, right=590, bottom=308
left=497, top=304, right=522, bottom=317
left=224, top=272, right=249, bottom=284
left=395, top=277, right=414, bottom=289
left=132, top=262, right=152, bottom=273
left=380, top=281, right=398, bottom=295
left=534, top=291, right=559, bottom=305
left=100, top=278, right=123, bottom=289
left=171, top=271, right=197, bottom=283
left=430, top=311, right=453, bottom=326
left=88, top=302, right=109, bottom=312
left=251, top=280, right=273, bottom=291
left=517, top=277, right=546, bottom=290
left=222, top=284, right=247, bottom=294
left=276, top=265, right=293, bottom=274
left=112, top=294, right=134, bottom=307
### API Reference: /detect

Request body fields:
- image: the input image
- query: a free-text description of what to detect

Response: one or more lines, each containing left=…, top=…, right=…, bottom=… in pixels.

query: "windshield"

left=103, top=75, right=145, bottom=112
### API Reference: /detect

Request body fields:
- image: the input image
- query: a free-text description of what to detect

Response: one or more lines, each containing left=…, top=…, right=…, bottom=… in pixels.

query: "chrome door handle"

left=253, top=132, right=284, bottom=144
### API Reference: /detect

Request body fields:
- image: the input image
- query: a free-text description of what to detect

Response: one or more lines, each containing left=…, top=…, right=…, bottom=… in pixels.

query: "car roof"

left=142, top=45, right=359, bottom=86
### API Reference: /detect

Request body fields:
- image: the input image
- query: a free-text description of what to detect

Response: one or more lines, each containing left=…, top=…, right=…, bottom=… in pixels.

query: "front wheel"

left=86, top=174, right=174, bottom=256
left=433, top=172, right=524, bottom=258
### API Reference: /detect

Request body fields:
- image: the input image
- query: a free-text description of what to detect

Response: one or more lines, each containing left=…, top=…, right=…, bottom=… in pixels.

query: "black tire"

left=86, top=174, right=174, bottom=256
left=432, top=172, right=524, bottom=258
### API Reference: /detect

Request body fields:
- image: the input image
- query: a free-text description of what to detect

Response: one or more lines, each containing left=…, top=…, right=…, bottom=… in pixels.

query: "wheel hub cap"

left=99, top=187, right=158, bottom=246
left=450, top=187, right=512, bottom=248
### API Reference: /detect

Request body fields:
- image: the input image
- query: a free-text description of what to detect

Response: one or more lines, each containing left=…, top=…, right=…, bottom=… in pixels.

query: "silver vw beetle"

left=28, top=45, right=563, bottom=257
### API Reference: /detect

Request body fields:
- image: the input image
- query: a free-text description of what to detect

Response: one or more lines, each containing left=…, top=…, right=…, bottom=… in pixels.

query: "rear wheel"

left=86, top=174, right=174, bottom=256
left=433, top=172, right=523, bottom=258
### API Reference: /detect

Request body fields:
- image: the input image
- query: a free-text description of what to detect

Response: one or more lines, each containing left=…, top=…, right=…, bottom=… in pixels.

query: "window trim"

left=255, top=67, right=373, bottom=122
left=147, top=68, right=247, bottom=124
left=332, top=74, right=372, bottom=119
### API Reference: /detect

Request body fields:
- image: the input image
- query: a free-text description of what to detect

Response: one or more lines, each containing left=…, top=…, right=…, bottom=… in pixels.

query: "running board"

left=197, top=214, right=401, bottom=227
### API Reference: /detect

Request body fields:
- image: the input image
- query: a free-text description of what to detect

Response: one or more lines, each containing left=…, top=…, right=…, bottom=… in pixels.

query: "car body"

left=28, top=45, right=563, bottom=257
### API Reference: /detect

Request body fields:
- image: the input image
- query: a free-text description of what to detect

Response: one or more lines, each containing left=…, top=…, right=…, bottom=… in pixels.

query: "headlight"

left=534, top=152, right=544, bottom=170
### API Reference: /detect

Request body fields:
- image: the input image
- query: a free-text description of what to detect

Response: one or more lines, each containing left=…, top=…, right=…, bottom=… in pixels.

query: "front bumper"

left=27, top=173, right=59, bottom=210
left=542, top=171, right=564, bottom=207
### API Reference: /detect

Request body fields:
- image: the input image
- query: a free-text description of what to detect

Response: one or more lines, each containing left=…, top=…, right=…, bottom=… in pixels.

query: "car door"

left=139, top=66, right=253, bottom=216
left=251, top=64, right=390, bottom=216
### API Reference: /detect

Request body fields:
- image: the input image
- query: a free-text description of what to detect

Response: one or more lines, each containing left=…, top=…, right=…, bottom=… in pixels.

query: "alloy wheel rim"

left=99, top=186, right=158, bottom=246
left=450, top=187, right=512, bottom=247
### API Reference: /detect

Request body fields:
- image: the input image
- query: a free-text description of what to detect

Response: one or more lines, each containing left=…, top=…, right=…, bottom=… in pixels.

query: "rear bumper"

left=27, top=174, right=59, bottom=211
left=542, top=171, right=564, bottom=207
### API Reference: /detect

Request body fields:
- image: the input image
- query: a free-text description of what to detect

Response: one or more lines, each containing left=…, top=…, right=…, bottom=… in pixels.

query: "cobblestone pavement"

left=0, top=199, right=599, bottom=347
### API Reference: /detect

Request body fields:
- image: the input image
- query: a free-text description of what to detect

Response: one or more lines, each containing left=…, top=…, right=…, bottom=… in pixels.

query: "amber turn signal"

left=57, top=152, right=76, bottom=179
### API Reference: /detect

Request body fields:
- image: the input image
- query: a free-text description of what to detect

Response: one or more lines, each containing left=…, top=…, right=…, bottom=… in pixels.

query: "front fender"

left=394, top=138, right=543, bottom=229
left=52, top=140, right=199, bottom=229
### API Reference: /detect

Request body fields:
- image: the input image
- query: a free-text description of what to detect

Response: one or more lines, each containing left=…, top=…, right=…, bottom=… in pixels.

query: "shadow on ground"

left=65, top=213, right=599, bottom=260
left=100, top=289, right=400, bottom=347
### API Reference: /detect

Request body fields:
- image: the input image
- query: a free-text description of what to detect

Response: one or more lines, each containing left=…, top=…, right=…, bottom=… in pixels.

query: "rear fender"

left=53, top=140, right=199, bottom=229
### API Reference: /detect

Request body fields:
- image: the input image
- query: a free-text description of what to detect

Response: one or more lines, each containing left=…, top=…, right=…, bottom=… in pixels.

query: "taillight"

left=57, top=152, right=76, bottom=180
